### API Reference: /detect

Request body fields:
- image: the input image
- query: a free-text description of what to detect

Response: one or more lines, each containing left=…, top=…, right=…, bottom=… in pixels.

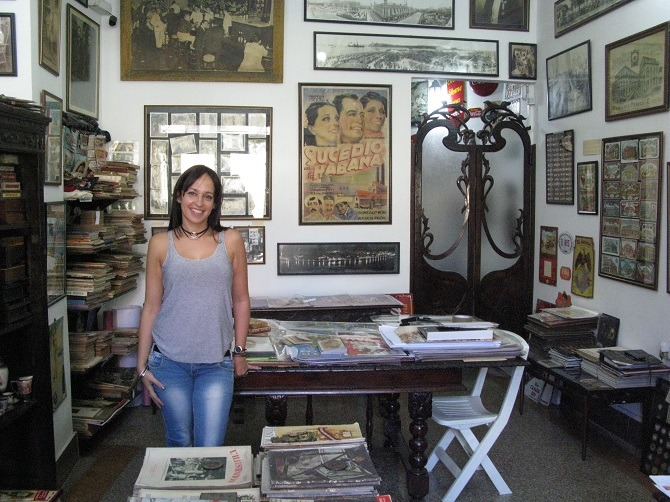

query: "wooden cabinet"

left=0, top=102, right=57, bottom=488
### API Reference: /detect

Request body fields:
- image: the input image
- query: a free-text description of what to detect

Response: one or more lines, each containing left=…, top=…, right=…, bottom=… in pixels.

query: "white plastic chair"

left=426, top=330, right=529, bottom=502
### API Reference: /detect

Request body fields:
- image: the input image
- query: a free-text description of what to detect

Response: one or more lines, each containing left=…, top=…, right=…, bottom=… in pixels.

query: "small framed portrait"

left=470, top=0, right=529, bottom=32
left=234, top=226, right=265, bottom=265
left=508, top=42, right=536, bottom=79
left=0, top=13, right=17, bottom=76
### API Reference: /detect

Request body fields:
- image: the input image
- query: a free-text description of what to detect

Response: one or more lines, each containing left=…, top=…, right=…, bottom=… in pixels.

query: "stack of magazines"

left=524, top=306, right=598, bottom=351
left=580, top=348, right=670, bottom=388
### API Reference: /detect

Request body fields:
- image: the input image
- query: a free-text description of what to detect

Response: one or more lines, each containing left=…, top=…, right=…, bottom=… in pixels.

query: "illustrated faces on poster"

left=307, top=103, right=339, bottom=147
left=338, top=97, right=364, bottom=144
left=363, top=98, right=386, bottom=134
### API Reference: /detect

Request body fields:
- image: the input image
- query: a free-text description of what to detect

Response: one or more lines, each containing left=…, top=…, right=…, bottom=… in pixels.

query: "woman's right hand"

left=141, top=370, right=165, bottom=409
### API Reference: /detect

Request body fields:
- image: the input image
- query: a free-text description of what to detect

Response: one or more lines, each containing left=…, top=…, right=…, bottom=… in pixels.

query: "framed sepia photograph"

left=234, top=225, right=265, bottom=265
left=305, top=0, right=454, bottom=30
left=120, top=0, right=284, bottom=83
left=277, top=242, right=400, bottom=275
left=46, top=202, right=66, bottom=306
left=41, top=90, right=64, bottom=185
left=554, top=0, right=635, bottom=38
left=547, top=40, right=592, bottom=121
left=470, top=0, right=529, bottom=32
left=299, top=83, right=391, bottom=225
left=144, top=105, right=272, bottom=221
left=605, top=22, right=670, bottom=122
left=66, top=4, right=100, bottom=119
left=39, top=0, right=61, bottom=76
left=577, top=161, right=598, bottom=215
left=314, top=32, right=499, bottom=77
left=0, top=13, right=17, bottom=77
left=509, top=42, right=536, bottom=79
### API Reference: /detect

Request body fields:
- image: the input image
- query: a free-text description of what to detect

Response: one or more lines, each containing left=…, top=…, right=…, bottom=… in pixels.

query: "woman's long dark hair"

left=168, top=165, right=224, bottom=237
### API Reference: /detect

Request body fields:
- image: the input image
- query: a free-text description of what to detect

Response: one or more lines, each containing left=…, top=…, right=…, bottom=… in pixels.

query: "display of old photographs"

left=577, top=161, right=598, bottom=215
left=605, top=22, right=670, bottom=122
left=470, top=0, right=529, bottom=32
left=554, top=0, right=635, bottom=38
left=546, top=40, right=592, bottom=121
left=66, top=4, right=100, bottom=119
left=299, top=83, right=391, bottom=225
left=277, top=242, right=400, bottom=275
left=314, top=32, right=498, bottom=77
left=0, top=13, right=17, bottom=76
left=41, top=90, right=63, bottom=185
left=305, top=0, right=454, bottom=30
left=144, top=105, right=272, bottom=220
left=39, top=0, right=61, bottom=76
left=120, top=0, right=285, bottom=84
left=509, top=42, right=536, bottom=80
left=599, top=131, right=662, bottom=290
left=46, top=202, right=66, bottom=306
left=234, top=226, right=265, bottom=265
left=545, top=130, right=574, bottom=205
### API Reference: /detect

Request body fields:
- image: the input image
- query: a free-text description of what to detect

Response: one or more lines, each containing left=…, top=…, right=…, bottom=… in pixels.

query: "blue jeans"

left=148, top=350, right=234, bottom=447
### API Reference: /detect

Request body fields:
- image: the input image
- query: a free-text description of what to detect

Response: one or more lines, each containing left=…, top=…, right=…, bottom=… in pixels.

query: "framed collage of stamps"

left=599, top=131, right=663, bottom=289
left=545, top=130, right=574, bottom=204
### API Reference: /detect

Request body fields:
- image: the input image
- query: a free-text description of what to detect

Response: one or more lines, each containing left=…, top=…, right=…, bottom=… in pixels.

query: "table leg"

left=265, top=395, right=288, bottom=426
left=366, top=395, right=374, bottom=448
left=379, top=393, right=401, bottom=447
left=407, top=391, right=432, bottom=501
left=581, top=395, right=589, bottom=460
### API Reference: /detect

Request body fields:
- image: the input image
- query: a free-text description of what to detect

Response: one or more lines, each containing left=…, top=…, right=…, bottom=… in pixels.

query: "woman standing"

left=137, top=165, right=252, bottom=447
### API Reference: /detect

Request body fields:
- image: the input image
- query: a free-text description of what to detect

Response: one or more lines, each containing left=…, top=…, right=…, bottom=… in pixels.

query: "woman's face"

left=178, top=173, right=215, bottom=228
left=363, top=99, right=386, bottom=133
left=308, top=104, right=339, bottom=146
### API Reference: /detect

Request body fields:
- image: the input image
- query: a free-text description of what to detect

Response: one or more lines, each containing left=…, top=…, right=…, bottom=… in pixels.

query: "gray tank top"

left=151, top=230, right=234, bottom=363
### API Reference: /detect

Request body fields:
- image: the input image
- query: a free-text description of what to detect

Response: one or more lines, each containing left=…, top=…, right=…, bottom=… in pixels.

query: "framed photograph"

left=545, top=130, right=574, bottom=205
left=120, top=0, right=284, bottom=84
left=411, top=79, right=429, bottom=125
left=39, top=0, right=61, bottom=76
left=599, top=131, right=663, bottom=290
left=0, top=13, right=17, bottom=77
left=277, top=242, right=400, bottom=275
left=45, top=202, right=66, bottom=306
left=577, top=161, right=598, bottom=215
left=509, top=42, right=536, bottom=80
left=470, top=0, right=529, bottom=32
left=299, top=83, right=391, bottom=225
left=234, top=226, right=265, bottom=265
left=605, top=22, right=670, bottom=122
left=547, top=41, right=592, bottom=121
left=314, top=32, right=499, bottom=77
left=144, top=105, right=272, bottom=221
left=74, top=0, right=88, bottom=6
left=66, top=4, right=100, bottom=119
left=571, top=236, right=595, bottom=298
left=554, top=0, right=635, bottom=38
left=305, top=0, right=454, bottom=30
left=539, top=226, right=558, bottom=285
left=41, top=91, right=63, bottom=185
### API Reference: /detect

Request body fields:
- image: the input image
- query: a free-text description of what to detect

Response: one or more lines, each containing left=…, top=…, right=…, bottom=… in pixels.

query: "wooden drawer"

left=0, top=199, right=26, bottom=224
left=0, top=236, right=24, bottom=267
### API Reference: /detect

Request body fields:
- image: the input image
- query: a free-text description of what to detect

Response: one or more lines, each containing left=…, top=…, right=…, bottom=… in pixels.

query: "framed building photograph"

left=554, top=0, right=635, bottom=38
left=277, top=242, right=400, bottom=275
left=66, top=4, right=100, bottom=119
left=234, top=226, right=265, bottom=265
left=41, top=90, right=63, bottom=185
left=470, top=0, right=529, bottom=32
left=39, top=0, right=61, bottom=76
left=314, top=32, right=499, bottom=77
left=299, top=83, right=391, bottom=225
left=509, top=42, right=536, bottom=79
left=605, top=22, right=670, bottom=122
left=144, top=105, right=272, bottom=221
left=305, top=0, right=454, bottom=30
left=45, top=202, right=66, bottom=306
left=0, top=13, right=17, bottom=77
left=120, top=0, right=284, bottom=84
left=577, top=161, right=598, bottom=215
left=545, top=130, right=574, bottom=205
left=547, top=40, right=592, bottom=121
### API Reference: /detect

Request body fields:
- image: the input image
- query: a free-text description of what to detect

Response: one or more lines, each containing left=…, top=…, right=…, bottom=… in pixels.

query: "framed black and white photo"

left=554, top=0, right=635, bottom=38
left=45, top=202, right=66, bottom=306
left=277, top=242, right=400, bottom=275
left=66, top=4, right=100, bottom=119
left=39, top=0, right=61, bottom=76
left=545, top=130, right=574, bottom=205
left=305, top=0, right=454, bottom=30
left=0, top=13, right=17, bottom=77
left=41, top=90, right=63, bottom=185
left=509, top=42, right=536, bottom=79
left=314, top=32, right=498, bottom=77
left=470, top=0, right=529, bottom=32
left=234, top=226, right=265, bottom=265
left=577, top=161, right=598, bottom=215
left=546, top=40, right=592, bottom=121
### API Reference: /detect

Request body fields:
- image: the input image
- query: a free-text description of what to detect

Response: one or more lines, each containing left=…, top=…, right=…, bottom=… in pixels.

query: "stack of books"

left=71, top=398, right=130, bottom=437
left=69, top=331, right=107, bottom=373
left=524, top=306, right=599, bottom=350
left=93, top=251, right=144, bottom=299
left=547, top=346, right=582, bottom=369
left=103, top=209, right=146, bottom=248
left=66, top=261, right=115, bottom=309
left=111, top=328, right=138, bottom=356
left=579, top=347, right=670, bottom=388
left=85, top=366, right=138, bottom=399
left=0, top=154, right=21, bottom=200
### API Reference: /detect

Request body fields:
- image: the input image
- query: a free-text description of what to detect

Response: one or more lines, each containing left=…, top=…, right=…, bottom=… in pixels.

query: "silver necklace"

left=182, top=226, right=208, bottom=240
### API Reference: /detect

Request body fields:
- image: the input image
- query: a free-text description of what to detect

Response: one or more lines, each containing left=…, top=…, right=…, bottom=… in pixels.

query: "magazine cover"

left=133, top=487, right=260, bottom=501
left=261, top=423, right=365, bottom=450
left=0, top=491, right=62, bottom=502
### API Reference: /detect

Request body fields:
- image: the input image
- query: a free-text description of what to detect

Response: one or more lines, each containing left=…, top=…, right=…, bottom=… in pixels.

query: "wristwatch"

left=232, top=345, right=247, bottom=357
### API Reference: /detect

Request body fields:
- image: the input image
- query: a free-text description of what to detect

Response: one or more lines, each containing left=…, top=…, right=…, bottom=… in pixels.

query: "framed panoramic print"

left=120, top=0, right=284, bottom=83
left=547, top=41, right=592, bottom=121
left=234, top=226, right=265, bottom=265
left=46, top=202, right=66, bottom=306
left=470, top=0, right=529, bottom=32
left=305, top=0, right=454, bottom=29
left=41, top=91, right=63, bottom=185
left=299, top=83, right=391, bottom=225
left=577, top=161, right=598, bottom=215
left=605, top=22, right=670, bottom=122
left=0, top=13, right=17, bottom=77
left=554, top=0, right=635, bottom=38
left=66, top=4, right=99, bottom=119
left=545, top=130, right=574, bottom=205
left=599, top=131, right=663, bottom=290
left=144, top=105, right=272, bottom=220
left=277, top=242, right=400, bottom=275
left=39, top=0, right=61, bottom=75
left=314, top=32, right=498, bottom=77
left=509, top=42, right=536, bottom=79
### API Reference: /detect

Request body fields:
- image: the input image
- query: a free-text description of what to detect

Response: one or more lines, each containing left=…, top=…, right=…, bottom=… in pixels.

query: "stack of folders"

left=579, top=347, right=670, bottom=388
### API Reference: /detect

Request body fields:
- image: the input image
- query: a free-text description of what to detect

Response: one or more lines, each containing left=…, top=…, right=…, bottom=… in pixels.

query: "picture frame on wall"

left=277, top=242, right=400, bottom=275
left=509, top=42, right=536, bottom=80
left=41, top=91, right=63, bottom=186
left=120, top=0, right=285, bottom=84
left=305, top=0, right=454, bottom=30
left=39, top=0, right=61, bottom=76
left=554, top=0, right=635, bottom=38
left=45, top=202, right=66, bottom=306
left=0, top=13, right=17, bottom=77
left=539, top=226, right=558, bottom=285
left=299, top=83, right=391, bottom=225
left=234, top=226, right=265, bottom=265
left=66, top=4, right=100, bottom=119
left=576, top=161, right=598, bottom=215
left=469, top=0, right=529, bottom=32
left=546, top=40, right=592, bottom=121
left=545, top=130, right=574, bottom=205
left=605, top=22, right=670, bottom=122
